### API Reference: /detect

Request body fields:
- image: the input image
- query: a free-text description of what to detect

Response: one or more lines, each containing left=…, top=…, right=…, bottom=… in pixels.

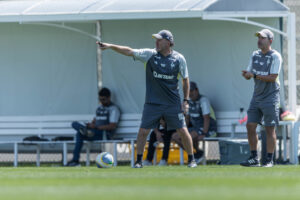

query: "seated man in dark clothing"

left=143, top=117, right=176, bottom=166
left=67, top=87, right=120, bottom=166
left=172, top=81, right=217, bottom=164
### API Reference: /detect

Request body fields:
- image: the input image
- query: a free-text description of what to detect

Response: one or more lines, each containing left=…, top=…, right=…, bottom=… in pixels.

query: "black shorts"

left=247, top=101, right=279, bottom=126
left=140, top=103, right=186, bottom=130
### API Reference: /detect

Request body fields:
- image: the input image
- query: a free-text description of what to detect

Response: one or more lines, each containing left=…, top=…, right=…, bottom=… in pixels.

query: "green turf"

left=0, top=165, right=300, bottom=200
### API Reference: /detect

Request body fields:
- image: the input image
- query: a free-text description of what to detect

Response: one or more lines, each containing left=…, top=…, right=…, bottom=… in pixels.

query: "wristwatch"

left=183, top=98, right=189, bottom=103
left=253, top=74, right=257, bottom=79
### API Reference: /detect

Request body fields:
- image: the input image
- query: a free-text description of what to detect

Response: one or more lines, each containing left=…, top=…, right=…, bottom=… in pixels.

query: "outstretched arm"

left=97, top=42, right=134, bottom=57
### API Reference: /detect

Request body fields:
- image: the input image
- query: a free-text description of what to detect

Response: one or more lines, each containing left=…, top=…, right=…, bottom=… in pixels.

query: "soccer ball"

left=95, top=152, right=114, bottom=168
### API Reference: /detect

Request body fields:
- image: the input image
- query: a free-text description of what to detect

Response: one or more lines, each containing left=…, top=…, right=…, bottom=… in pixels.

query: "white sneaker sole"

left=262, top=164, right=273, bottom=168
left=240, top=164, right=261, bottom=167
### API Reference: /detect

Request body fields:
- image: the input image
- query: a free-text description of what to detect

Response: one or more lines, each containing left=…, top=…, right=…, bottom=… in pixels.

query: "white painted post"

left=96, top=21, right=102, bottom=89
left=287, top=13, right=297, bottom=116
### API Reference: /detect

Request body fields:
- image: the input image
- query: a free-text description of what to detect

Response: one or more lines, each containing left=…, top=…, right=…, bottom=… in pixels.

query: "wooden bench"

left=0, top=115, right=95, bottom=166
left=0, top=114, right=142, bottom=167
left=0, top=112, right=249, bottom=167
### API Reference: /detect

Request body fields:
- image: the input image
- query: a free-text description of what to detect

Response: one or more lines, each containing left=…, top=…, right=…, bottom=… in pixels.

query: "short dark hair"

left=98, top=87, right=111, bottom=97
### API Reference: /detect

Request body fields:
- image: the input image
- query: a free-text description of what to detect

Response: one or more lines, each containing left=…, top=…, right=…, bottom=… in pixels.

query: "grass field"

left=1, top=165, right=300, bottom=200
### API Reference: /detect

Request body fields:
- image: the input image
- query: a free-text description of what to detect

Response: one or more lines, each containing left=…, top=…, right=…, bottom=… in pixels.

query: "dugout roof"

left=0, top=0, right=289, bottom=22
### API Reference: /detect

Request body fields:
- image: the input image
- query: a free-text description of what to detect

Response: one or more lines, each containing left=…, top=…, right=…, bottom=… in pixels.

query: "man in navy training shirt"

left=97, top=30, right=197, bottom=168
left=67, top=88, right=120, bottom=166
left=241, top=29, right=282, bottom=168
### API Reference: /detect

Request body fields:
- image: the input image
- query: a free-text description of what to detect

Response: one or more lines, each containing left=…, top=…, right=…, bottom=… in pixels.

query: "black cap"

left=152, top=30, right=174, bottom=45
left=190, top=81, right=198, bottom=91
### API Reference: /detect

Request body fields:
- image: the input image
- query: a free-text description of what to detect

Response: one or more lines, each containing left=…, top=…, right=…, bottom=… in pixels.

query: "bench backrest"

left=112, top=112, right=246, bottom=139
left=0, top=112, right=245, bottom=140
left=113, top=114, right=141, bottom=140
left=216, top=111, right=247, bottom=134
left=0, top=115, right=93, bottom=136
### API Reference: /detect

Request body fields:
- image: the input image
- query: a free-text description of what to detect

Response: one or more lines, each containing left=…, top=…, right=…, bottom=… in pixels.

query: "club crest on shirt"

left=170, top=62, right=175, bottom=68
left=178, top=113, right=184, bottom=121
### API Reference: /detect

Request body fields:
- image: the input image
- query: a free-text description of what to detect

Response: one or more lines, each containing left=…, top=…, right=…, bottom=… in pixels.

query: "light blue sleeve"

left=132, top=48, right=156, bottom=63
left=178, top=54, right=188, bottom=79
left=200, top=97, right=211, bottom=115
left=246, top=51, right=255, bottom=72
left=109, top=106, right=121, bottom=123
left=270, top=51, right=282, bottom=74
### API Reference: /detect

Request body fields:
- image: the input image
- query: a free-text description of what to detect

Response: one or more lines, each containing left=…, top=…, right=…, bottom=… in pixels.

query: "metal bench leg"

left=113, top=142, right=118, bottom=166
left=86, top=142, right=91, bottom=166
left=292, top=122, right=300, bottom=164
left=203, top=141, right=207, bottom=165
left=179, top=148, right=184, bottom=165
left=63, top=142, right=68, bottom=166
left=14, top=143, right=18, bottom=167
left=36, top=144, right=40, bottom=167
left=131, top=140, right=135, bottom=168
left=153, top=146, right=157, bottom=165
left=282, top=125, right=287, bottom=162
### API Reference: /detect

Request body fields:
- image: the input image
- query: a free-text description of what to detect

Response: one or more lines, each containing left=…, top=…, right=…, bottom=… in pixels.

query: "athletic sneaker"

left=194, top=150, right=204, bottom=164
left=134, top=161, right=143, bottom=168
left=262, top=160, right=274, bottom=168
left=240, top=157, right=260, bottom=167
left=143, top=160, right=153, bottom=166
left=158, top=159, right=167, bottom=166
left=187, top=160, right=197, bottom=168
left=66, top=160, right=80, bottom=167
left=79, top=127, right=87, bottom=136
left=79, top=127, right=94, bottom=137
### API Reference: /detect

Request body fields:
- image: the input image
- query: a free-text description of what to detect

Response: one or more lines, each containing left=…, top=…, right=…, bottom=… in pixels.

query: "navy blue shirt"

left=188, top=96, right=217, bottom=131
left=133, top=48, right=188, bottom=105
left=247, top=49, right=282, bottom=103
left=95, top=103, right=120, bottom=128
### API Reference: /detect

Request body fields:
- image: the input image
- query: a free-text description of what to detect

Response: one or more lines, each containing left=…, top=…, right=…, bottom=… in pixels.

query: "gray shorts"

left=247, top=101, right=279, bottom=126
left=140, top=103, right=186, bottom=130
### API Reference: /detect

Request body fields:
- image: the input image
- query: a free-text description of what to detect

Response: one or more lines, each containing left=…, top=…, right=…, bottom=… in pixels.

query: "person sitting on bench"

left=66, top=87, right=120, bottom=166
left=143, top=117, right=176, bottom=166
left=172, top=81, right=217, bottom=164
